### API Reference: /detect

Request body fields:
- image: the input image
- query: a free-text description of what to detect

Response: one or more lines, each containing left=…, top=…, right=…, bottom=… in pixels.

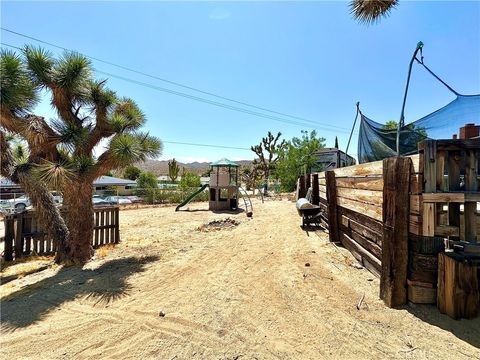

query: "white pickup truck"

left=0, top=196, right=31, bottom=212
left=0, top=191, right=63, bottom=213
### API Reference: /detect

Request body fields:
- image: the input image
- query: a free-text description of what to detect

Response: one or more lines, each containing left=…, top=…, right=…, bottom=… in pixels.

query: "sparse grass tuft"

left=95, top=244, right=117, bottom=258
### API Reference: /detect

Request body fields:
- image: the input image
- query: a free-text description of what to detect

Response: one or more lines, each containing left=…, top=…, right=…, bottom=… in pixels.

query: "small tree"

left=123, top=165, right=141, bottom=180
left=136, top=171, right=159, bottom=204
left=276, top=130, right=325, bottom=192
left=137, top=171, right=158, bottom=189
left=179, top=172, right=201, bottom=188
left=251, top=131, right=286, bottom=192
left=168, top=158, right=180, bottom=183
left=0, top=47, right=161, bottom=264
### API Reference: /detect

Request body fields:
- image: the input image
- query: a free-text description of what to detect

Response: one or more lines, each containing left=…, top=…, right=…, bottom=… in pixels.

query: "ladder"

left=238, top=187, right=253, bottom=217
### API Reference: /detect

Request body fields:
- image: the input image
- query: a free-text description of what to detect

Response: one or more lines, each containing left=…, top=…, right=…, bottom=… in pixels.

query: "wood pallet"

left=418, top=139, right=479, bottom=242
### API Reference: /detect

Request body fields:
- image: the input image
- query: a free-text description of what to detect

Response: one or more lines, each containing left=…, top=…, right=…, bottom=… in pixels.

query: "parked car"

left=92, top=196, right=111, bottom=207
left=50, top=191, right=63, bottom=205
left=103, top=196, right=132, bottom=205
left=126, top=196, right=143, bottom=203
left=0, top=196, right=31, bottom=212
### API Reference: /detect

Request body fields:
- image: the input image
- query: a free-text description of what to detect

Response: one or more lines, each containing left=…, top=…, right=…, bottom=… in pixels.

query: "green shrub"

left=179, top=172, right=201, bottom=188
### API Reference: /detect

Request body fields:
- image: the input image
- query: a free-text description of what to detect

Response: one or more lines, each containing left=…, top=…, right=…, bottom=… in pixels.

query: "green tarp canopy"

left=210, top=158, right=239, bottom=167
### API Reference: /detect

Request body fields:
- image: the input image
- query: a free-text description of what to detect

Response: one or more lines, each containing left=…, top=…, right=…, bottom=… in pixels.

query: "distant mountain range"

left=134, top=159, right=253, bottom=176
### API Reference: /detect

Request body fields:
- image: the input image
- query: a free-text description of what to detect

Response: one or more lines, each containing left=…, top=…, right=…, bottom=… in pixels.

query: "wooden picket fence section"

left=2, top=207, right=120, bottom=261
left=304, top=138, right=479, bottom=318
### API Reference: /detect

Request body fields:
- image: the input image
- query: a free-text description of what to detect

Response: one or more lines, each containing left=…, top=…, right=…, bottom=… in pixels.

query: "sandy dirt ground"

left=1, top=199, right=479, bottom=359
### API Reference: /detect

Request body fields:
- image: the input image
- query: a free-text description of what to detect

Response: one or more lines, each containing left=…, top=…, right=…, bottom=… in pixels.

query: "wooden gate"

left=2, top=207, right=120, bottom=261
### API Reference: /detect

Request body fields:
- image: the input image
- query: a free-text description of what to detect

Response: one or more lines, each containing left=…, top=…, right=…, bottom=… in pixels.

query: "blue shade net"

left=358, top=94, right=480, bottom=164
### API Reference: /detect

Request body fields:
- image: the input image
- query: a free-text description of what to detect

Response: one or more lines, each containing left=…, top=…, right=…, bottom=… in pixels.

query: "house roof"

left=93, top=176, right=137, bottom=186
left=209, top=158, right=239, bottom=167
left=0, top=176, right=136, bottom=189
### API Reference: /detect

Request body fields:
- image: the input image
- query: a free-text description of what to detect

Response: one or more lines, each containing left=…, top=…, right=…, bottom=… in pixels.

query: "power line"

left=0, top=43, right=256, bottom=151
left=96, top=69, right=352, bottom=133
left=1, top=27, right=350, bottom=131
left=1, top=41, right=350, bottom=133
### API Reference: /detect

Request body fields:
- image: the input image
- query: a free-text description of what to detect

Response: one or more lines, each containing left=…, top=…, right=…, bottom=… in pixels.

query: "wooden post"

left=380, top=157, right=412, bottom=307
left=298, top=175, right=306, bottom=199
left=100, top=210, right=105, bottom=246
left=464, top=149, right=478, bottom=243
left=423, top=140, right=437, bottom=193
left=436, top=150, right=447, bottom=191
left=4, top=217, right=14, bottom=261
left=422, top=202, right=435, bottom=236
left=14, top=214, right=23, bottom=258
left=114, top=207, right=120, bottom=243
left=95, top=209, right=100, bottom=247
left=295, top=178, right=300, bottom=201
left=305, top=174, right=311, bottom=192
left=325, top=170, right=339, bottom=243
left=438, top=253, right=479, bottom=319
left=312, top=174, right=320, bottom=206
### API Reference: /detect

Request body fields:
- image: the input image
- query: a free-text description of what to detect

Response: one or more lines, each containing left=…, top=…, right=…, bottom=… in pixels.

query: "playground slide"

left=175, top=184, right=209, bottom=211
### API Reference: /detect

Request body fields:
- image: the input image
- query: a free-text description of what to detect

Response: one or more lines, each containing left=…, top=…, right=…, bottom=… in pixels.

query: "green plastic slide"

left=175, top=184, right=209, bottom=211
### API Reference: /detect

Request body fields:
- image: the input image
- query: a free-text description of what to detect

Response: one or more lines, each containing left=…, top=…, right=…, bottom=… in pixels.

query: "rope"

left=414, top=57, right=461, bottom=96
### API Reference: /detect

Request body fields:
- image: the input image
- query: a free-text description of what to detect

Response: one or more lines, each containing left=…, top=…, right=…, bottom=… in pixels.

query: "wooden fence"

left=312, top=155, right=420, bottom=279
left=305, top=139, right=479, bottom=317
left=3, top=207, right=120, bottom=261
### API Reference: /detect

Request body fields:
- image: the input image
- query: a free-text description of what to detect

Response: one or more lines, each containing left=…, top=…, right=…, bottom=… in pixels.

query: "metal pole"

left=397, top=41, right=424, bottom=155
left=345, top=101, right=360, bottom=157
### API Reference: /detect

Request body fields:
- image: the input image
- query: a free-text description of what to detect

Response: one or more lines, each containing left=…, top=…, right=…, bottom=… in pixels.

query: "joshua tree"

left=168, top=158, right=180, bottom=183
left=350, top=0, right=399, bottom=24
left=251, top=131, right=286, bottom=193
left=0, top=131, right=72, bottom=263
left=240, top=165, right=263, bottom=191
left=0, top=47, right=161, bottom=264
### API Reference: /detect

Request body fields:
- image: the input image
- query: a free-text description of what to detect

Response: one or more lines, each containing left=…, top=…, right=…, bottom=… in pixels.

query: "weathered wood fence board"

left=312, top=155, right=402, bottom=278
left=3, top=207, right=120, bottom=261
left=380, top=156, right=412, bottom=307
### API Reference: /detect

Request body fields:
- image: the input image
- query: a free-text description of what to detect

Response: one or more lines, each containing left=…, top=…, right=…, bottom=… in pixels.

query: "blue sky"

left=1, top=1, right=479, bottom=163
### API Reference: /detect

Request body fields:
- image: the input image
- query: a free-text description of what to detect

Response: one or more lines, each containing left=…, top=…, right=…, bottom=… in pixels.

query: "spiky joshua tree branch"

left=0, top=47, right=162, bottom=264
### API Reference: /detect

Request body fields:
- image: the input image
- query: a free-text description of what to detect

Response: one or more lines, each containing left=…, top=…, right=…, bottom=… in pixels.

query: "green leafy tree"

left=123, top=165, right=141, bottom=180
left=136, top=171, right=159, bottom=203
left=179, top=171, right=201, bottom=188
left=168, top=158, right=180, bottom=183
left=276, top=130, right=326, bottom=192
left=0, top=47, right=161, bottom=264
left=251, top=131, right=286, bottom=192
left=384, top=120, right=398, bottom=130
left=137, top=171, right=159, bottom=189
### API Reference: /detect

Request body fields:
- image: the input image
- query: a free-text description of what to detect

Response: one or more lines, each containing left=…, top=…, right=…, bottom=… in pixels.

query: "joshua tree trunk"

left=14, top=167, right=73, bottom=264
left=0, top=132, right=72, bottom=263
left=62, top=180, right=94, bottom=263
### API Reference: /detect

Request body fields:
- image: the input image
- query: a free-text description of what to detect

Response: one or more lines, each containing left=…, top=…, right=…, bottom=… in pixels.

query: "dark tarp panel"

left=358, top=94, right=480, bottom=163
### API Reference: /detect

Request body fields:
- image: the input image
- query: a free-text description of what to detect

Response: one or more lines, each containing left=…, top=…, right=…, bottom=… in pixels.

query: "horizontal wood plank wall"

left=313, top=156, right=420, bottom=277
left=2, top=207, right=120, bottom=261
